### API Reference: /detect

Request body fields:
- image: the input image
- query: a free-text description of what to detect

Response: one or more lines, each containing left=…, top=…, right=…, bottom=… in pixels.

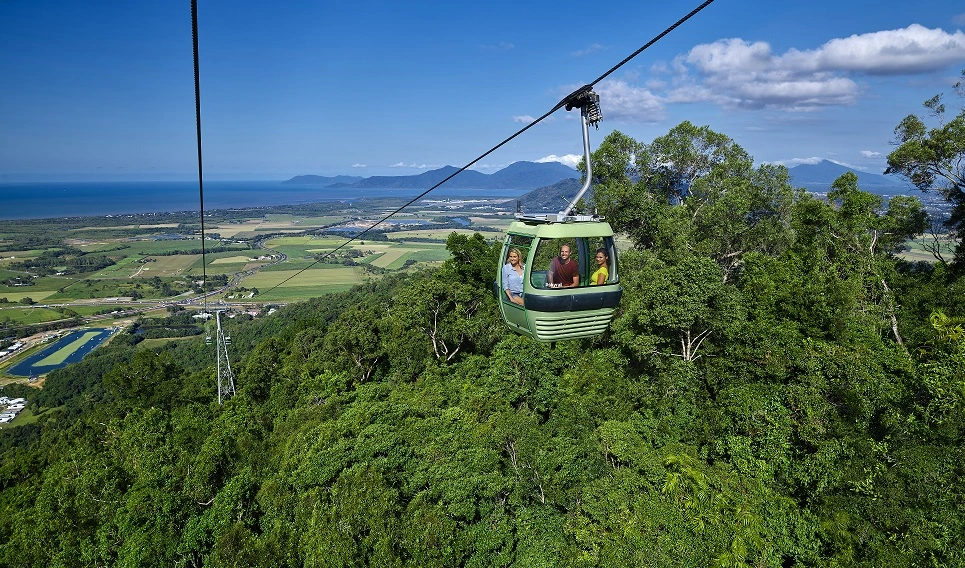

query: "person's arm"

left=568, top=266, right=579, bottom=287
left=504, top=287, right=523, bottom=305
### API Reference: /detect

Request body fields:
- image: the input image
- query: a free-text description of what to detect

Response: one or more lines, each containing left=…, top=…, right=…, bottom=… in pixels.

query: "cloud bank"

left=537, top=154, right=582, bottom=168
left=596, top=24, right=965, bottom=119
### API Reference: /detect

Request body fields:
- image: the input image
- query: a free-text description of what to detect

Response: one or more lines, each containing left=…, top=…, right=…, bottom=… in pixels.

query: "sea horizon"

left=0, top=180, right=526, bottom=221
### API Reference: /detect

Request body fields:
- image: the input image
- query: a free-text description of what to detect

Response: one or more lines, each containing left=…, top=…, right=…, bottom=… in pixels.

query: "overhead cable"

left=262, top=0, right=718, bottom=295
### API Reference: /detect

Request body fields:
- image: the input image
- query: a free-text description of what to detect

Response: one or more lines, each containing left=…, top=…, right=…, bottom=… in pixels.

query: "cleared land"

left=0, top=290, right=57, bottom=302
left=1, top=203, right=512, bottom=325
left=241, top=267, right=364, bottom=300
left=899, top=234, right=956, bottom=263
left=71, top=223, right=181, bottom=231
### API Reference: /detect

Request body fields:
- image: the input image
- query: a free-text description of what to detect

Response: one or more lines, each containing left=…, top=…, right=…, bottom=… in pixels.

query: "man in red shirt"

left=548, top=243, right=579, bottom=288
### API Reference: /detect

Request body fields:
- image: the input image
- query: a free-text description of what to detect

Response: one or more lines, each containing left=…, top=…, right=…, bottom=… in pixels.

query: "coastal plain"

left=1, top=197, right=516, bottom=380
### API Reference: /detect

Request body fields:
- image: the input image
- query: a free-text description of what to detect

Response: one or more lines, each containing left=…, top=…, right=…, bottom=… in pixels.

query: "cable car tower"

left=215, top=310, right=236, bottom=404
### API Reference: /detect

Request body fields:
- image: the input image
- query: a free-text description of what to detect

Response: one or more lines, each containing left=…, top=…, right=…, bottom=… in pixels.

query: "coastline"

left=0, top=181, right=527, bottom=221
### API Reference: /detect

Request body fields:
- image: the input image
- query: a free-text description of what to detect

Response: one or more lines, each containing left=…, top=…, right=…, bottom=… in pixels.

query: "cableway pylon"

left=215, top=310, right=236, bottom=404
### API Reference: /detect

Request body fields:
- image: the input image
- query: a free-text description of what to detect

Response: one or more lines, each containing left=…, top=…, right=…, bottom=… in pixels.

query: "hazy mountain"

left=485, top=161, right=581, bottom=189
left=517, top=179, right=585, bottom=212
left=282, top=174, right=365, bottom=185
left=788, top=160, right=913, bottom=195
left=285, top=161, right=579, bottom=191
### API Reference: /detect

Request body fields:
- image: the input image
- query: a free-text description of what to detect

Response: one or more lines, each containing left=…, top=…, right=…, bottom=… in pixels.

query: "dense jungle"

left=1, top=82, right=964, bottom=567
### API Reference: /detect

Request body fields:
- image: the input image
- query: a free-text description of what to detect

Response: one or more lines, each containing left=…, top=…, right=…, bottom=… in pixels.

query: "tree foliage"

left=886, top=69, right=965, bottom=264
left=0, top=121, right=961, bottom=567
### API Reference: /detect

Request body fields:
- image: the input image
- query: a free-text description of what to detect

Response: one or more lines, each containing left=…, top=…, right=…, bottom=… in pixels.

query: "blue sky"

left=1, top=0, right=964, bottom=182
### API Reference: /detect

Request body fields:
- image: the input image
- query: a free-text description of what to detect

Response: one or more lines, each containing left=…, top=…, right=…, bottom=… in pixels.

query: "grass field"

left=0, top=407, right=37, bottom=429
left=0, top=306, right=67, bottom=324
left=211, top=255, right=258, bottom=264
left=1, top=211, right=502, bottom=315
left=240, top=266, right=365, bottom=300
left=899, top=235, right=956, bottom=263
left=210, top=215, right=346, bottom=238
left=139, top=255, right=199, bottom=276
left=387, top=228, right=503, bottom=240
left=0, top=290, right=57, bottom=302
left=71, top=223, right=181, bottom=231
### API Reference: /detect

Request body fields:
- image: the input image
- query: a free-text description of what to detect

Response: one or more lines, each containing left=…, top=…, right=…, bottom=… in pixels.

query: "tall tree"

left=886, top=69, right=965, bottom=264
left=591, top=124, right=796, bottom=279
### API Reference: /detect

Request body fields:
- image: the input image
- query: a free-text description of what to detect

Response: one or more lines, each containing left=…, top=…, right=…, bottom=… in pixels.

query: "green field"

left=240, top=267, right=365, bottom=300
left=0, top=290, right=57, bottom=302
left=0, top=306, right=68, bottom=325
left=899, top=234, right=956, bottom=263
left=1, top=206, right=506, bottom=323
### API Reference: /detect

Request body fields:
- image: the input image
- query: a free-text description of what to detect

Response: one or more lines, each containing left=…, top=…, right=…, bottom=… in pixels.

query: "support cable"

left=191, top=0, right=209, bottom=315
left=262, top=0, right=717, bottom=295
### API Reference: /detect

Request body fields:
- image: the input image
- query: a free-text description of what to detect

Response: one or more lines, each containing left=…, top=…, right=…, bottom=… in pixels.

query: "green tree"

left=390, top=233, right=500, bottom=364
left=591, top=124, right=796, bottom=278
left=886, top=69, right=965, bottom=264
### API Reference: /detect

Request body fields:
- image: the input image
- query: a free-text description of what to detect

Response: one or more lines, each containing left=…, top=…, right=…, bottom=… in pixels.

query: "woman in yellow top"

left=590, top=248, right=609, bottom=285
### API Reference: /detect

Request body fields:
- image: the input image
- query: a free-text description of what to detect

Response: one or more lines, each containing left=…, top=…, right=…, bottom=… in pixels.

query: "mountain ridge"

left=283, top=161, right=579, bottom=191
left=787, top=160, right=913, bottom=195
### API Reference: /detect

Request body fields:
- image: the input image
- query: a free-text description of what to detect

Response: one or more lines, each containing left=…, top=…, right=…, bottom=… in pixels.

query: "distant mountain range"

left=283, top=159, right=915, bottom=206
left=283, top=161, right=578, bottom=191
left=787, top=160, right=913, bottom=196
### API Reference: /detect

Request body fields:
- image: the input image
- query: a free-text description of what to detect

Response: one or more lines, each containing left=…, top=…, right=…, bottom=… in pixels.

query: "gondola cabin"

left=496, top=215, right=621, bottom=342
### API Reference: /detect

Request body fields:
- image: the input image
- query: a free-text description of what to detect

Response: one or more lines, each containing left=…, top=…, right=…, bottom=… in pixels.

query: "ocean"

left=0, top=181, right=526, bottom=221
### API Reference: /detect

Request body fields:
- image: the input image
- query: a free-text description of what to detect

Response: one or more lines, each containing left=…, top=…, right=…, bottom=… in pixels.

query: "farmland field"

left=1, top=200, right=516, bottom=329
left=899, top=234, right=956, bottom=263
left=241, top=267, right=364, bottom=300
left=0, top=290, right=57, bottom=302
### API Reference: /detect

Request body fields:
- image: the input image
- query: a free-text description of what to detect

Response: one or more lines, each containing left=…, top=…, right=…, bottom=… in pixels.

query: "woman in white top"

left=501, top=248, right=524, bottom=305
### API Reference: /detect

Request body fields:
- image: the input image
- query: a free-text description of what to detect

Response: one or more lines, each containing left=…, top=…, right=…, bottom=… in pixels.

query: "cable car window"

left=501, top=235, right=531, bottom=305
left=586, top=235, right=618, bottom=285
left=535, top=238, right=581, bottom=289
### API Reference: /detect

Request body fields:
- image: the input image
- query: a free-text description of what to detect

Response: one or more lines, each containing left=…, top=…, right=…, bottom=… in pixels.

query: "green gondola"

left=495, top=88, right=622, bottom=341
left=497, top=217, right=621, bottom=341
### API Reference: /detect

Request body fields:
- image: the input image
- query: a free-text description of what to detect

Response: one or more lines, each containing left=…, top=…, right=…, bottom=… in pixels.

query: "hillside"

left=1, top=123, right=963, bottom=567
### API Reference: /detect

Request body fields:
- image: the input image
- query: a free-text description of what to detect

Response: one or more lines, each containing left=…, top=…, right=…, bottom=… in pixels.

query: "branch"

left=880, top=279, right=908, bottom=356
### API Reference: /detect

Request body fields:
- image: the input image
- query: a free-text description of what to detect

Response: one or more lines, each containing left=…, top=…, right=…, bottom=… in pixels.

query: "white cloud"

left=772, top=156, right=825, bottom=167
left=676, top=38, right=861, bottom=110
left=860, top=150, right=882, bottom=158
left=572, top=43, right=605, bottom=57
left=663, top=25, right=965, bottom=111
left=808, top=25, right=965, bottom=74
left=536, top=154, right=582, bottom=168
left=560, top=25, right=965, bottom=121
left=593, top=80, right=666, bottom=122
left=351, top=163, right=367, bottom=168
left=388, top=162, right=440, bottom=169
left=481, top=42, right=515, bottom=50
left=513, top=115, right=536, bottom=124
